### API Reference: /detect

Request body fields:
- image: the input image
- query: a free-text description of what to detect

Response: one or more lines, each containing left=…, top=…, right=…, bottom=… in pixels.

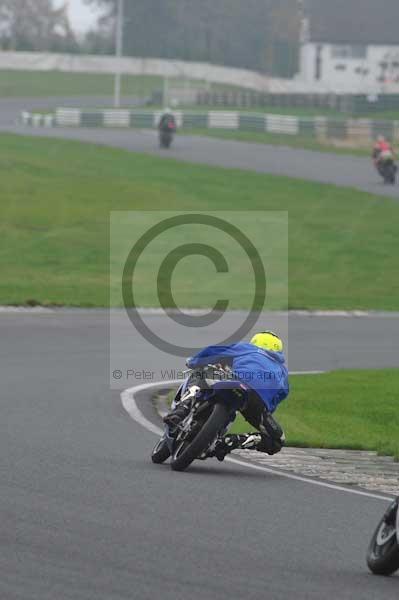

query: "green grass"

left=0, top=70, right=165, bottom=98
left=1, top=132, right=399, bottom=309
left=227, top=369, right=399, bottom=460
left=362, top=110, right=399, bottom=121
left=183, top=128, right=370, bottom=156
left=0, top=70, right=247, bottom=99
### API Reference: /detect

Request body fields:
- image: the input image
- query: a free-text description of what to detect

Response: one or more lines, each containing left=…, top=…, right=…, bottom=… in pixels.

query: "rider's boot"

left=214, top=434, right=260, bottom=462
left=214, top=422, right=286, bottom=461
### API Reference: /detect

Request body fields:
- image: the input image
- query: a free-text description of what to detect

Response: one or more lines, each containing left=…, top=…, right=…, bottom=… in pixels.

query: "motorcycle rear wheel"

left=367, top=505, right=399, bottom=576
left=160, top=133, right=172, bottom=148
left=171, top=403, right=229, bottom=472
left=385, top=171, right=396, bottom=185
left=382, top=162, right=397, bottom=185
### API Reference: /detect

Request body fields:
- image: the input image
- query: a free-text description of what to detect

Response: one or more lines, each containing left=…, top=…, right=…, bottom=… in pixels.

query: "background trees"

left=85, top=0, right=301, bottom=76
left=0, top=0, right=301, bottom=76
left=0, top=0, right=78, bottom=52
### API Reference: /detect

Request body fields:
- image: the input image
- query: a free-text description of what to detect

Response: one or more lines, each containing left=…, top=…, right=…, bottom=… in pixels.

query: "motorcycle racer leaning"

left=372, top=135, right=396, bottom=174
left=164, top=331, right=289, bottom=461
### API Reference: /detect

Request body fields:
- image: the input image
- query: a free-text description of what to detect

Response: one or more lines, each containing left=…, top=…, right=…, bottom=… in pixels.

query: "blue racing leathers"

left=187, top=343, right=289, bottom=413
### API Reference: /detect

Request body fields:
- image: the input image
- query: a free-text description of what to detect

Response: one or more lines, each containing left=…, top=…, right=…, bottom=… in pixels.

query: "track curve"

left=6, top=123, right=399, bottom=199
left=1, top=96, right=399, bottom=199
left=2, top=98, right=399, bottom=599
left=1, top=310, right=398, bottom=600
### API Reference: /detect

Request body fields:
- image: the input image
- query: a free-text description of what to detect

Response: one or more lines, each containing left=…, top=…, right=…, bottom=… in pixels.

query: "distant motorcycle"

left=367, top=497, right=399, bottom=576
left=158, top=115, right=176, bottom=149
left=151, top=365, right=257, bottom=472
left=376, top=152, right=397, bottom=185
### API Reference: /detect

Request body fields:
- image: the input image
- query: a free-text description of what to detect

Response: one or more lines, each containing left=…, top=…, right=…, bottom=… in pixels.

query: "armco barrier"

left=208, top=111, right=239, bottom=129
left=103, top=109, right=130, bottom=128
left=239, top=114, right=265, bottom=131
left=20, top=109, right=399, bottom=146
left=266, top=115, right=299, bottom=135
left=21, top=111, right=55, bottom=127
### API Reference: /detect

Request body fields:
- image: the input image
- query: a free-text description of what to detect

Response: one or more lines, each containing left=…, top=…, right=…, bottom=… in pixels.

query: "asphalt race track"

left=1, top=310, right=399, bottom=599
left=1, top=96, right=399, bottom=199
left=6, top=124, right=399, bottom=200
left=2, top=98, right=399, bottom=599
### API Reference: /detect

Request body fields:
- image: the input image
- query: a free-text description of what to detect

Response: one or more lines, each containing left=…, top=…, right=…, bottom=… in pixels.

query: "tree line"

left=0, top=0, right=301, bottom=77
left=0, top=0, right=78, bottom=53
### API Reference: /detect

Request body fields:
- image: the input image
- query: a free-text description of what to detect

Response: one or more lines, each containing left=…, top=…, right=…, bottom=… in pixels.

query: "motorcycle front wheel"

left=367, top=502, right=399, bottom=576
left=151, top=436, right=171, bottom=464
left=171, top=403, right=229, bottom=472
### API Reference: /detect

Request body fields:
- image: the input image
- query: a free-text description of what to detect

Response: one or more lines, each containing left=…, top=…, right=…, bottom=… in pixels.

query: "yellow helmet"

left=250, top=331, right=283, bottom=352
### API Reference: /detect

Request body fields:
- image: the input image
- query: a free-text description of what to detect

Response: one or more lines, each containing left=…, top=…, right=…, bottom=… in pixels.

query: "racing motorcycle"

left=367, top=497, right=399, bottom=576
left=151, top=365, right=259, bottom=472
left=376, top=152, right=397, bottom=185
left=159, top=119, right=176, bottom=149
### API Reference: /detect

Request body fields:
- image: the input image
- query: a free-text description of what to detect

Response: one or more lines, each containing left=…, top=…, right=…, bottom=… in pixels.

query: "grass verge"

left=182, top=128, right=370, bottom=157
left=0, top=70, right=246, bottom=99
left=168, top=369, right=399, bottom=459
left=0, top=70, right=163, bottom=98
left=1, top=133, right=398, bottom=309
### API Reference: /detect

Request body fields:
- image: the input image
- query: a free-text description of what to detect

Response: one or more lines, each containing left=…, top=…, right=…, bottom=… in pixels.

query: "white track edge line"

left=121, top=380, right=395, bottom=503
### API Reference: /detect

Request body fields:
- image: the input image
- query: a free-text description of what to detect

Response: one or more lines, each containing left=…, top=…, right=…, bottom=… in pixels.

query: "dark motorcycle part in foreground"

left=151, top=436, right=171, bottom=464
left=367, top=497, right=399, bottom=575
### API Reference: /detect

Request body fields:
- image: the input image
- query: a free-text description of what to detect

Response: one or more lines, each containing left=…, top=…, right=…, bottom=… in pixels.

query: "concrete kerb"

left=148, top=381, right=399, bottom=497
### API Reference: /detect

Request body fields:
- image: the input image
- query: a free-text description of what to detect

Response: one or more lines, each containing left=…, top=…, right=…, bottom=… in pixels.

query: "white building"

left=299, top=0, right=399, bottom=92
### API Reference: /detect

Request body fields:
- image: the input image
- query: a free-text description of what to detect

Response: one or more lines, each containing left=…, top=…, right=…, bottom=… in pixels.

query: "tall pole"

left=114, top=0, right=124, bottom=108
